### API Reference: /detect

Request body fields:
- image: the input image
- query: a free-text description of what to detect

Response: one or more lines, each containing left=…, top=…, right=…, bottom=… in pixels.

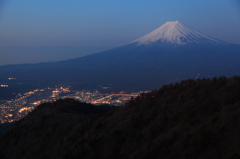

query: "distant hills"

left=0, top=21, right=240, bottom=95
left=1, top=76, right=240, bottom=159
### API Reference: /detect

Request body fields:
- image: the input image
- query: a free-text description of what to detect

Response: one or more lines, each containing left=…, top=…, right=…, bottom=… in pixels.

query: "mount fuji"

left=0, top=21, right=240, bottom=95
left=131, top=21, right=226, bottom=46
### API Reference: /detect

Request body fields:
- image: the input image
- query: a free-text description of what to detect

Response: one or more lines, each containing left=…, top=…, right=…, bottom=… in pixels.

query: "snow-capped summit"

left=131, top=21, right=225, bottom=46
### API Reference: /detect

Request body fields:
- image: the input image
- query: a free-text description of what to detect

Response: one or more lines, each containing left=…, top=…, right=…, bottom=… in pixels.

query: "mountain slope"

left=0, top=21, right=240, bottom=96
left=1, top=76, right=240, bottom=159
left=0, top=98, right=115, bottom=158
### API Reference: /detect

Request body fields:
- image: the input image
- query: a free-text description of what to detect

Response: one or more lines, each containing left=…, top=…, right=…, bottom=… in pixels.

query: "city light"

left=1, top=85, right=8, bottom=87
left=19, top=107, right=29, bottom=113
left=0, top=86, right=149, bottom=124
left=8, top=78, right=16, bottom=80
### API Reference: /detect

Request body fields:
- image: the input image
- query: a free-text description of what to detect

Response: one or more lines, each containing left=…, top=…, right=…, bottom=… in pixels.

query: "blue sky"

left=0, top=0, right=240, bottom=65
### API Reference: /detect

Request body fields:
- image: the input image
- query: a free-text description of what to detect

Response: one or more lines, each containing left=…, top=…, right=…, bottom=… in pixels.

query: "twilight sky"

left=0, top=0, right=240, bottom=65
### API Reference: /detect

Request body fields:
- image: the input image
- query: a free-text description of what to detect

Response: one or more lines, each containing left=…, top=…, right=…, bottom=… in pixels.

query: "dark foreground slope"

left=1, top=76, right=240, bottom=159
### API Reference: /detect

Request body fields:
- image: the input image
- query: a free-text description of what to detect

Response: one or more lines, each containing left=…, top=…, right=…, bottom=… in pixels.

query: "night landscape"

left=0, top=1, right=240, bottom=158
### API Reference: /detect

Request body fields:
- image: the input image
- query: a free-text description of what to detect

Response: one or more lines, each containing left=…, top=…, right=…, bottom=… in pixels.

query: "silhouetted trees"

left=1, top=76, right=240, bottom=159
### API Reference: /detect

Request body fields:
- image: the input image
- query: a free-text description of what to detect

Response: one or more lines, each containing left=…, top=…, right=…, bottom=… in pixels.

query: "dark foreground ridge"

left=1, top=76, right=240, bottom=159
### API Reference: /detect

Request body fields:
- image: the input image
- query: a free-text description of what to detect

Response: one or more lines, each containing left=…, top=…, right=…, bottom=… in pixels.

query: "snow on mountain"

left=131, top=21, right=226, bottom=46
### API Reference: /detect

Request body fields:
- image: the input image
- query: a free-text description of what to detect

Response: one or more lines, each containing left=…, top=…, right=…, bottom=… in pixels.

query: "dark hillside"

left=0, top=122, right=15, bottom=133
left=0, top=99, right=115, bottom=159
left=1, top=76, right=240, bottom=159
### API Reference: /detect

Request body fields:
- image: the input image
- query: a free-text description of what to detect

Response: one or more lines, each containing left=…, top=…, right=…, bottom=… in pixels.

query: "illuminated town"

left=0, top=86, right=149, bottom=124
